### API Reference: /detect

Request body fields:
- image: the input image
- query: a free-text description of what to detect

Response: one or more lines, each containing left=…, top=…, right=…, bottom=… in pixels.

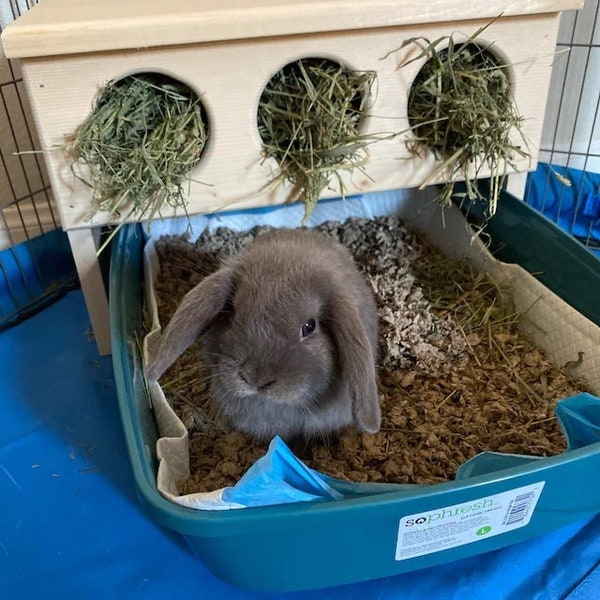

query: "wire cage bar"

left=0, top=0, right=77, bottom=329
left=524, top=0, right=600, bottom=256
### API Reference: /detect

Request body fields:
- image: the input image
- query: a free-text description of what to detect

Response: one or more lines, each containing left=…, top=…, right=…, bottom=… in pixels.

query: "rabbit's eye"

left=301, top=318, right=317, bottom=338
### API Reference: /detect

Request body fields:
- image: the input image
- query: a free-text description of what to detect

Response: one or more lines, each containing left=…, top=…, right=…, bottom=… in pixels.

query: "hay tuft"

left=257, top=58, right=376, bottom=221
left=400, top=24, right=529, bottom=215
left=68, top=73, right=209, bottom=226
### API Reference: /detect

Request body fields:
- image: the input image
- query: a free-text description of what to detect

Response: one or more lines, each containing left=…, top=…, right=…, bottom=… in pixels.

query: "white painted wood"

left=1, top=0, right=583, bottom=58
left=506, top=172, right=529, bottom=199
left=18, top=13, right=562, bottom=231
left=66, top=228, right=111, bottom=356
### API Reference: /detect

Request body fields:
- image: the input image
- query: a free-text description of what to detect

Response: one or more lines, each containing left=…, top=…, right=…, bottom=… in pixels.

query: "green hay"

left=398, top=22, right=530, bottom=215
left=68, top=73, right=209, bottom=225
left=257, top=58, right=377, bottom=221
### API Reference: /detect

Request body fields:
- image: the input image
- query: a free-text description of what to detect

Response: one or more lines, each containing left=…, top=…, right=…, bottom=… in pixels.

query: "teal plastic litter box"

left=110, top=190, right=600, bottom=592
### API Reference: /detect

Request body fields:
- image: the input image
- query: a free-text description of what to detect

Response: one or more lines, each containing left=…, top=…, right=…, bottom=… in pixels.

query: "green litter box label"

left=395, top=482, right=545, bottom=561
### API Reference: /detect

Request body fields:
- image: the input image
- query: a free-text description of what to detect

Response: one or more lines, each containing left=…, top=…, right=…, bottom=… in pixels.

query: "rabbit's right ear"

left=326, top=291, right=381, bottom=434
left=145, top=266, right=234, bottom=381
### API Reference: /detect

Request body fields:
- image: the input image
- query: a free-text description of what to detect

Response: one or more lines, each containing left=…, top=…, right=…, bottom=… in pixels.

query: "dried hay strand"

left=400, top=23, right=529, bottom=215
left=68, top=73, right=209, bottom=227
left=257, top=58, right=377, bottom=221
left=150, top=216, right=587, bottom=492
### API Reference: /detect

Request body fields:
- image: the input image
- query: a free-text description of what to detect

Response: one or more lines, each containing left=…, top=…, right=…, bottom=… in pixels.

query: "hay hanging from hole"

left=400, top=22, right=530, bottom=215
left=67, top=73, right=209, bottom=225
left=257, top=58, right=377, bottom=221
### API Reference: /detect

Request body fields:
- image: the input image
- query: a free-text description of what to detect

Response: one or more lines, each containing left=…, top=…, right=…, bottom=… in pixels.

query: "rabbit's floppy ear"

left=328, top=292, right=381, bottom=433
left=145, top=266, right=234, bottom=381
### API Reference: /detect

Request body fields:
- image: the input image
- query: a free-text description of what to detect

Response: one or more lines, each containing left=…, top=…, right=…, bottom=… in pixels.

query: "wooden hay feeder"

left=1, top=0, right=583, bottom=354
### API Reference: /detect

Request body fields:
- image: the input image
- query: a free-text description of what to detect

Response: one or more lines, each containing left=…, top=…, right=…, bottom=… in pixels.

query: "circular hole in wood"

left=69, top=71, right=210, bottom=221
left=407, top=42, right=515, bottom=162
left=256, top=57, right=376, bottom=219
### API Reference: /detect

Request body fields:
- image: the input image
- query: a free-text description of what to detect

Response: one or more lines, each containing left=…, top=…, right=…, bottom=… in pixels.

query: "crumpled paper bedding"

left=142, top=189, right=600, bottom=510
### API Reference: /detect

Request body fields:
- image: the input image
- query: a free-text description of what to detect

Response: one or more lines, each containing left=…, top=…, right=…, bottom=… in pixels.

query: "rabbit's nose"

left=257, top=377, right=277, bottom=392
left=239, top=367, right=276, bottom=392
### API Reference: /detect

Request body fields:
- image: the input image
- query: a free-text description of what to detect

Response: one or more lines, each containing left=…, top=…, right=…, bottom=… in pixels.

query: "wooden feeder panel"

left=1, top=0, right=584, bottom=353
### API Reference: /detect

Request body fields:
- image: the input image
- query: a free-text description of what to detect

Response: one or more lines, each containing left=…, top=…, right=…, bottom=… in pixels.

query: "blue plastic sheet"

left=222, top=437, right=343, bottom=505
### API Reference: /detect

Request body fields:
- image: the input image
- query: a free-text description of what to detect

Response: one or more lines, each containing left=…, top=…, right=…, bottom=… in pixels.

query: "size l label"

left=395, top=482, right=545, bottom=561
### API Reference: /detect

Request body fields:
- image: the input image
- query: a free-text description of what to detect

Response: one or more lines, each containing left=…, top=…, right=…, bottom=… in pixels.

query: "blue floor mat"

left=1, top=289, right=600, bottom=599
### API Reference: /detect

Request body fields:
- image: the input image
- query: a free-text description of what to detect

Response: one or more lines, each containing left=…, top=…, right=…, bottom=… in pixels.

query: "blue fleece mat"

left=0, top=288, right=599, bottom=599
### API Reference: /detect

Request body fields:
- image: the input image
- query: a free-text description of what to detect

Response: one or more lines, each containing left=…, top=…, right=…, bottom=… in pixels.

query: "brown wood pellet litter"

left=151, top=216, right=588, bottom=493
